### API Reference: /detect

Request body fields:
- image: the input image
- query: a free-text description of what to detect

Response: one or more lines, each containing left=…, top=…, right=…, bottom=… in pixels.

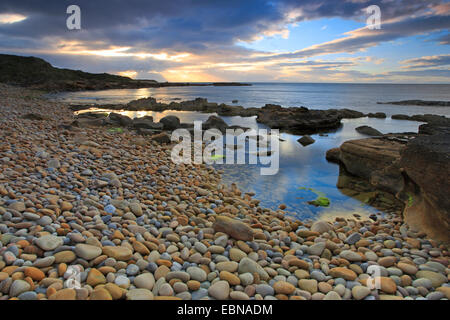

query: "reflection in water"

left=76, top=109, right=216, bottom=123
left=335, top=166, right=404, bottom=214
left=76, top=107, right=422, bottom=220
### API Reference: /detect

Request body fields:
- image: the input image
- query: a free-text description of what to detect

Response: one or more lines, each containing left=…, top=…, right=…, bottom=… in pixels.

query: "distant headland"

left=0, top=54, right=251, bottom=92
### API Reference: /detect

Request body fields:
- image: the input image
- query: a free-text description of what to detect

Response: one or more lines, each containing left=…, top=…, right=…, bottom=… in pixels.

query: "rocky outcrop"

left=325, top=148, right=340, bottom=162
left=399, top=133, right=450, bottom=242
left=74, top=97, right=368, bottom=135
left=0, top=54, right=250, bottom=92
left=392, top=113, right=450, bottom=125
left=330, top=130, right=450, bottom=243
left=255, top=104, right=345, bottom=134
left=338, top=138, right=404, bottom=184
left=378, top=100, right=450, bottom=106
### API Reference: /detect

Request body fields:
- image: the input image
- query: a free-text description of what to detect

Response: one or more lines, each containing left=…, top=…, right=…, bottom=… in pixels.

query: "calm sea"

left=52, top=82, right=450, bottom=117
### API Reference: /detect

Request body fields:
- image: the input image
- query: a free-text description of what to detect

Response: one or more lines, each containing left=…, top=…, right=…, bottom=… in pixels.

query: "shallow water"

left=51, top=83, right=450, bottom=117
left=75, top=107, right=423, bottom=220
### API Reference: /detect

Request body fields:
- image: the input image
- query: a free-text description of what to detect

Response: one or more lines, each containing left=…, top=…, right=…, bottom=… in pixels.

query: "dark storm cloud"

left=0, top=0, right=283, bottom=50
left=0, top=0, right=447, bottom=52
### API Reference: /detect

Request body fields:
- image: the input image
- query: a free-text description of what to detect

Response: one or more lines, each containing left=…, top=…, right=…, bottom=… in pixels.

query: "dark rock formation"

left=400, top=134, right=450, bottom=242
left=392, top=114, right=411, bottom=120
left=419, top=123, right=450, bottom=135
left=355, top=125, right=383, bottom=136
left=108, top=113, right=133, bottom=127
left=378, top=100, right=450, bottom=106
left=338, top=138, right=403, bottom=182
left=73, top=97, right=371, bottom=135
left=133, top=118, right=163, bottom=130
left=336, top=166, right=404, bottom=213
left=326, top=148, right=340, bottom=163
left=0, top=54, right=250, bottom=92
left=256, top=104, right=342, bottom=134
left=159, top=115, right=180, bottom=130
left=297, top=135, right=315, bottom=146
left=330, top=130, right=450, bottom=243
left=203, top=115, right=229, bottom=133
left=367, top=112, right=387, bottom=118
left=392, top=113, right=450, bottom=125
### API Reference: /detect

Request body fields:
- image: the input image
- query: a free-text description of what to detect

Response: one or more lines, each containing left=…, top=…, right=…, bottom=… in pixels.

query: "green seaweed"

left=210, top=154, right=225, bottom=161
left=407, top=193, right=414, bottom=207
left=298, top=187, right=331, bottom=207
left=107, top=127, right=124, bottom=133
left=309, top=197, right=330, bottom=207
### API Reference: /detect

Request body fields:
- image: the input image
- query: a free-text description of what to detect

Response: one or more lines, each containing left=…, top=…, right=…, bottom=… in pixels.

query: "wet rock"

left=400, top=133, right=450, bottom=243
left=297, top=135, right=315, bottom=146
left=159, top=115, right=180, bottom=130
left=203, top=115, right=229, bottom=133
left=108, top=112, right=133, bottom=126
left=355, top=125, right=383, bottom=136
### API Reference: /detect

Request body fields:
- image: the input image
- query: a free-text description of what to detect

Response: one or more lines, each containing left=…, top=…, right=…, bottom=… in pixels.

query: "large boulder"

left=159, top=115, right=180, bottom=130
left=256, top=104, right=342, bottom=134
left=203, top=115, right=229, bottom=133
left=332, top=132, right=450, bottom=243
left=108, top=112, right=133, bottom=126
left=355, top=125, right=383, bottom=136
left=400, top=134, right=450, bottom=242
left=339, top=138, right=403, bottom=181
left=133, top=116, right=163, bottom=130
left=326, top=148, right=340, bottom=163
left=212, top=216, right=254, bottom=241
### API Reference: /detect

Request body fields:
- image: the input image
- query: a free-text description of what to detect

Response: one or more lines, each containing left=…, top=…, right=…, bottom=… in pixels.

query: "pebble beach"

left=0, top=84, right=449, bottom=301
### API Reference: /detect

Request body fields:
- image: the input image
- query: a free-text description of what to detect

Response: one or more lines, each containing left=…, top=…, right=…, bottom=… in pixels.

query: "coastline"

left=0, top=84, right=449, bottom=301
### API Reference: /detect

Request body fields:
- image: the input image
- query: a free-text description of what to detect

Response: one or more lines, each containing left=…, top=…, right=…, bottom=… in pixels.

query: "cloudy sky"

left=0, top=0, right=449, bottom=83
